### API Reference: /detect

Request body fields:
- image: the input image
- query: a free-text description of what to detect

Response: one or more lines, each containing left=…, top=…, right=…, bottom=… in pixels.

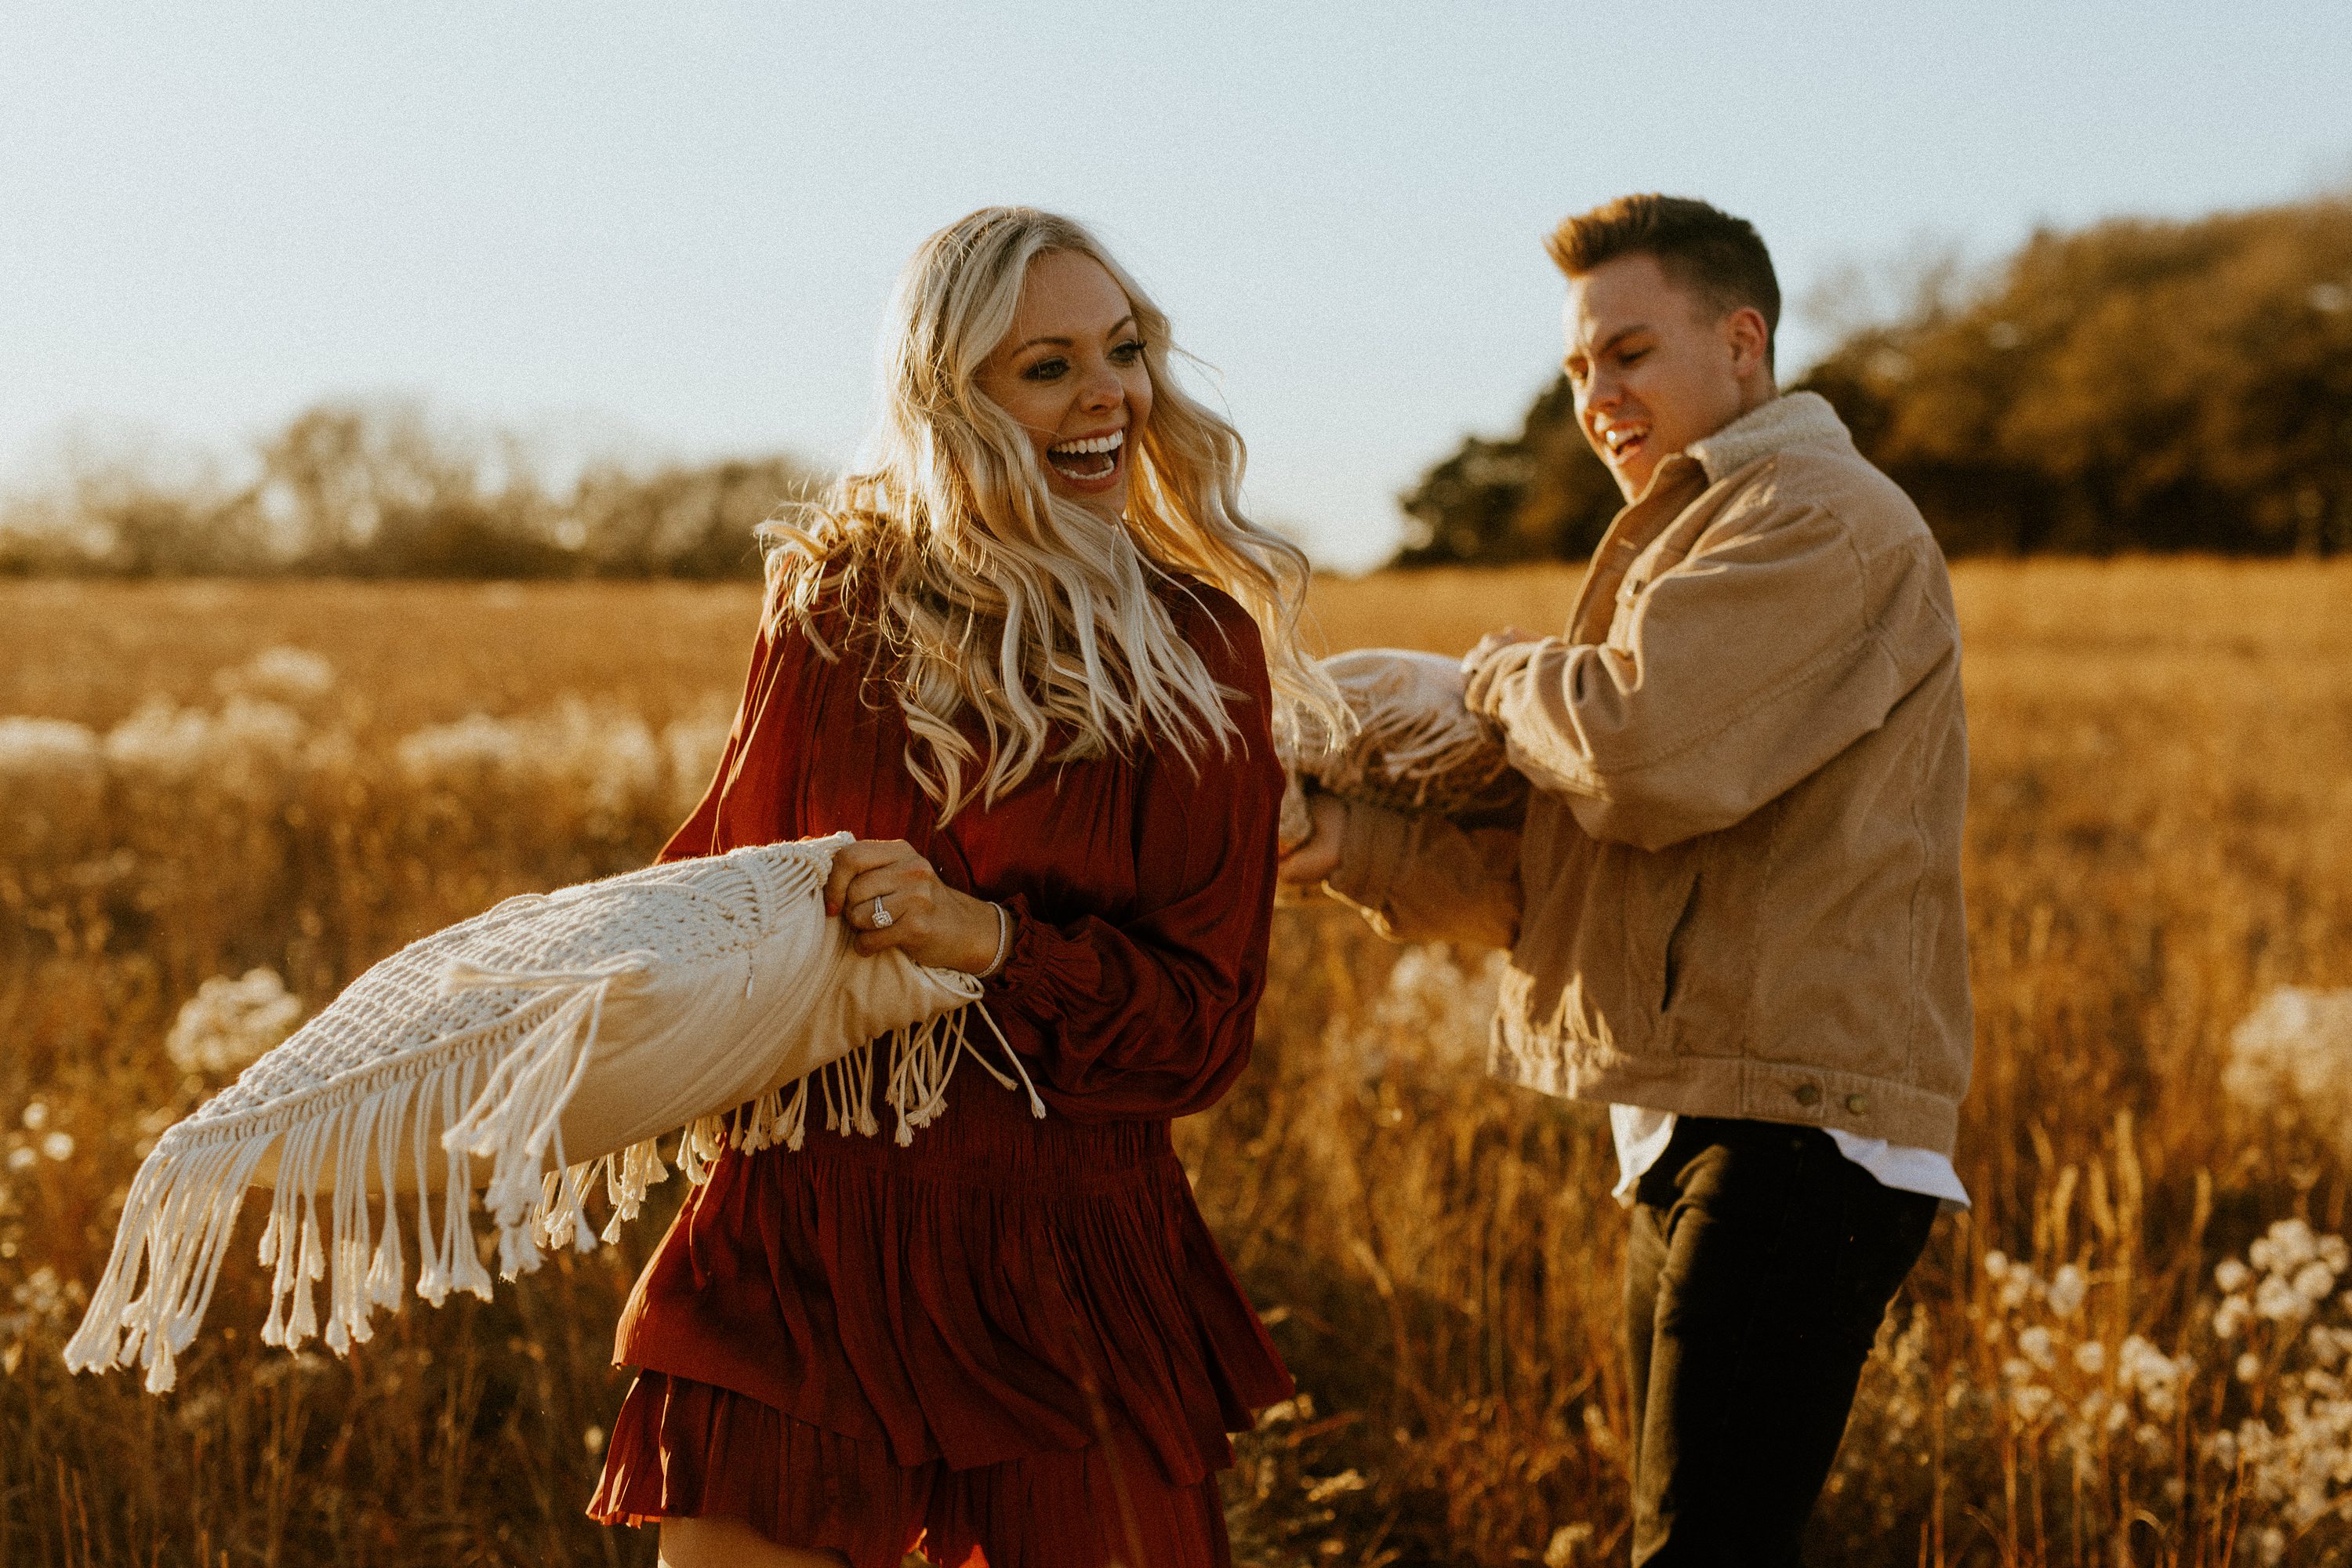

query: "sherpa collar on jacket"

left=1686, top=390, right=1851, bottom=486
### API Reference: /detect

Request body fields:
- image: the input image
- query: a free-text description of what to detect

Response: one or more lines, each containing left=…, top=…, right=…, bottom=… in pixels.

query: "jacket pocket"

left=1620, top=847, right=1703, bottom=1047
left=1660, top=869, right=1701, bottom=1014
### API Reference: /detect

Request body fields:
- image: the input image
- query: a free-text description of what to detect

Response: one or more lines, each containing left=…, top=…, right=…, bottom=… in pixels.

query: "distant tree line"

left=1399, top=197, right=2352, bottom=564
left=0, top=402, right=822, bottom=579
left=9, top=197, right=2348, bottom=577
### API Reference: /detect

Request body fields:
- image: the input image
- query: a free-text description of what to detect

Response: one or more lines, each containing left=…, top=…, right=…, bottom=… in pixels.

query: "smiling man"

left=1283, top=195, right=1974, bottom=1564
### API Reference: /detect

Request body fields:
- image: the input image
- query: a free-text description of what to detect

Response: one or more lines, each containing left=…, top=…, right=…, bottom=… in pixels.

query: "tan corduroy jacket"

left=1327, top=392, right=1973, bottom=1155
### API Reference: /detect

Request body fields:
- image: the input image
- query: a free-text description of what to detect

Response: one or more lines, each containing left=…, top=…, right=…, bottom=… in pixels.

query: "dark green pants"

left=1624, top=1116, right=1938, bottom=1567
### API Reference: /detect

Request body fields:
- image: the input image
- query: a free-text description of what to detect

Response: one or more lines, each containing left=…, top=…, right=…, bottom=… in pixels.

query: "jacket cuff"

left=1327, top=799, right=1412, bottom=914
left=1461, top=637, right=1547, bottom=718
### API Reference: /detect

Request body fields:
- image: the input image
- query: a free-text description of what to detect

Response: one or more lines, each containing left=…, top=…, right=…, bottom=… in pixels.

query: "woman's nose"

left=1077, top=362, right=1123, bottom=411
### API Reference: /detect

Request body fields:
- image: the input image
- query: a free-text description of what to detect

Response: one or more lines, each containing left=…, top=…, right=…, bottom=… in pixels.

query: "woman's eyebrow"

left=1011, top=315, right=1138, bottom=354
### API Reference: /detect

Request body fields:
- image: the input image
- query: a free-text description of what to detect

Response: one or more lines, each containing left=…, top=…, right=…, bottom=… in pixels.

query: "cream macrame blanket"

left=65, top=833, right=1037, bottom=1394
left=1279, top=648, right=1526, bottom=848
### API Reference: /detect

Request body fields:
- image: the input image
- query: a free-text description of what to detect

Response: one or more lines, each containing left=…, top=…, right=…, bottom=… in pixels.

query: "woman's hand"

left=823, top=839, right=1004, bottom=975
left=1275, top=794, right=1346, bottom=887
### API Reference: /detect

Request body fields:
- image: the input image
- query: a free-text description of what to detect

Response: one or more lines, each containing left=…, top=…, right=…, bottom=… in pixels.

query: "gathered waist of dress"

left=783, top=1049, right=1177, bottom=1191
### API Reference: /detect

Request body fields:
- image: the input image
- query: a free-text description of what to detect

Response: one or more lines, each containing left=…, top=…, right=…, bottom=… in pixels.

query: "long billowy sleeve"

left=981, top=605, right=1285, bottom=1121
left=1321, top=799, right=1521, bottom=950
left=1461, top=506, right=1950, bottom=852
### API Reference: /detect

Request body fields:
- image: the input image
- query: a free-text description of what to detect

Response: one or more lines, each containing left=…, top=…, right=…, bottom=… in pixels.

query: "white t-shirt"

left=1610, top=1104, right=1969, bottom=1213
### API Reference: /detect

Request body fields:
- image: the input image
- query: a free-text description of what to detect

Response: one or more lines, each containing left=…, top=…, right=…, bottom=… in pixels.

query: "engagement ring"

left=869, top=898, right=894, bottom=929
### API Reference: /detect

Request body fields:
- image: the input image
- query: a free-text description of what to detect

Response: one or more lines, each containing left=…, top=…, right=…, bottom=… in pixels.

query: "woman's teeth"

left=1048, top=430, right=1123, bottom=480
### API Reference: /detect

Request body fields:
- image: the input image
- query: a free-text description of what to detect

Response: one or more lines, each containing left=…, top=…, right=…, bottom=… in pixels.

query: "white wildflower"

left=2257, top=1273, right=2310, bottom=1322
left=40, top=1131, right=72, bottom=1162
left=6, top=1147, right=35, bottom=1173
left=0, top=716, right=103, bottom=777
left=2048, top=1263, right=2089, bottom=1316
left=2228, top=989, right=2352, bottom=1163
left=2073, top=1340, right=2107, bottom=1375
left=397, top=712, right=521, bottom=779
left=2269, top=1218, right=2320, bottom=1272
left=1983, top=1250, right=2009, bottom=1281
left=397, top=697, right=662, bottom=815
left=536, top=696, right=660, bottom=813
left=2117, top=1335, right=2192, bottom=1419
left=2238, top=1352, right=2263, bottom=1384
left=101, top=696, right=304, bottom=796
left=2293, top=1259, right=2336, bottom=1301
left=2216, top=1295, right=2252, bottom=1340
left=217, top=646, right=336, bottom=706
left=11, top=1265, right=67, bottom=1317
left=20, top=1102, right=46, bottom=1131
left=2019, top=1325, right=2056, bottom=1370
left=103, top=699, right=216, bottom=780
left=165, top=968, right=303, bottom=1075
left=2217, top=1258, right=2252, bottom=1293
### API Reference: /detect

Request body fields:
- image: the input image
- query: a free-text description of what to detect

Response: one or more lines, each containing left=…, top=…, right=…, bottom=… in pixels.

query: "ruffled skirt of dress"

left=590, top=1368, right=1234, bottom=1567
left=589, top=1065, right=1291, bottom=1520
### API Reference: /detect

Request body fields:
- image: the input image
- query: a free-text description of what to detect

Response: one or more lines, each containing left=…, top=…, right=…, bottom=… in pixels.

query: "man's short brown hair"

left=1547, top=194, right=1780, bottom=368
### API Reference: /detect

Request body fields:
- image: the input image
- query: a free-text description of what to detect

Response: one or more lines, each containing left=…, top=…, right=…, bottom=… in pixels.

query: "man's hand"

left=1462, top=625, right=1544, bottom=717
left=823, top=838, right=1003, bottom=973
left=1276, top=794, right=1347, bottom=887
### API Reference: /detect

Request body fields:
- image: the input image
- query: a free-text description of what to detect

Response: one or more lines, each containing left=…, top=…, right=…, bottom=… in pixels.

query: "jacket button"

left=1846, top=1093, right=1868, bottom=1114
left=1792, top=1083, right=1820, bottom=1108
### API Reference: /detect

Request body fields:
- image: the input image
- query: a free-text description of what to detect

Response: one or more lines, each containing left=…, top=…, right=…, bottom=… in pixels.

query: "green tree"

left=1400, top=197, right=2352, bottom=563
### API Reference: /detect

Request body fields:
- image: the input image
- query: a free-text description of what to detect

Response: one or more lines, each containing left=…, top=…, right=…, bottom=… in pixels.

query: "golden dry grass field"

left=3, top=560, right=2352, bottom=1567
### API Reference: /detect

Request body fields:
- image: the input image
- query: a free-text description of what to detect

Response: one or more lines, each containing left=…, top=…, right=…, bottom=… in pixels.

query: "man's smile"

left=1596, top=419, right=1650, bottom=464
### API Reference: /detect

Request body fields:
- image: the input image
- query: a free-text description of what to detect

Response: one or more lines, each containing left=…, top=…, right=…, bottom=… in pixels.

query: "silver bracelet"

left=978, top=901, right=1012, bottom=979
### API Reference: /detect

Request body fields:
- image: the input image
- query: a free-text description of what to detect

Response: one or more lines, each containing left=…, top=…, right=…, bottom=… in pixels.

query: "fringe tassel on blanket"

left=63, top=965, right=1028, bottom=1394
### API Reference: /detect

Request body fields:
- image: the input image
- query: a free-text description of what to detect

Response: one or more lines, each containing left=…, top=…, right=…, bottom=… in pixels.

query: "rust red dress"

left=587, top=579, right=1294, bottom=1567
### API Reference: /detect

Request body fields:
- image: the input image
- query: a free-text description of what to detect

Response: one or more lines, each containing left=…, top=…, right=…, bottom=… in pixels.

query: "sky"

left=3, top=2, right=2349, bottom=569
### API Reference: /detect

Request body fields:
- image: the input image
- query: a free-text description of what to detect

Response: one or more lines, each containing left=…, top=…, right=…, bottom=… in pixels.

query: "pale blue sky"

left=4, top=3, right=2347, bottom=568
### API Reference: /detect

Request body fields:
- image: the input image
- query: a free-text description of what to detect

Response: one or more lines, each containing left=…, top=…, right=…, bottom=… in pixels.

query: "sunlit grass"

left=4, top=560, right=2351, bottom=1566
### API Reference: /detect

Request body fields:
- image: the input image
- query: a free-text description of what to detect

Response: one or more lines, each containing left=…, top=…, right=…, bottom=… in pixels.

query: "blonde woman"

left=588, top=208, right=1343, bottom=1568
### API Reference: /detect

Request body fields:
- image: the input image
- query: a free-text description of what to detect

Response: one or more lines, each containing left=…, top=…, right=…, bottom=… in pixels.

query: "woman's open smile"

left=976, top=247, right=1154, bottom=518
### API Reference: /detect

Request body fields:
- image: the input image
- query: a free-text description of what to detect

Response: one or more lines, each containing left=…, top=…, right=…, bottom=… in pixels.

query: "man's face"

left=1563, top=252, right=1763, bottom=500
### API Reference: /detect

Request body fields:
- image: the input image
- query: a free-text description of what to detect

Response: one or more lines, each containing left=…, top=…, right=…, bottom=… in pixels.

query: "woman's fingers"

left=823, top=838, right=916, bottom=915
left=821, top=837, right=1000, bottom=971
left=841, top=861, right=937, bottom=922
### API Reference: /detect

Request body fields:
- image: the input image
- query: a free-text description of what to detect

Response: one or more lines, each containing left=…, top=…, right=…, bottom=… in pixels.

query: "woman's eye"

left=1023, top=357, right=1069, bottom=382
left=1110, top=339, right=1145, bottom=365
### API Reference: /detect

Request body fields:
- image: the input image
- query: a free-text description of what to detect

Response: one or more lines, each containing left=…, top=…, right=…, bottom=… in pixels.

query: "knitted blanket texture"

left=64, top=833, right=1029, bottom=1394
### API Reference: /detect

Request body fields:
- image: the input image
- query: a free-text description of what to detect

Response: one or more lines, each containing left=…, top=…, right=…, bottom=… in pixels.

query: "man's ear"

left=1723, top=305, right=1772, bottom=380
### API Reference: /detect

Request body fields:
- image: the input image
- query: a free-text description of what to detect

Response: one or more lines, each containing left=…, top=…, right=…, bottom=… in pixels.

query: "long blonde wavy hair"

left=762, top=206, right=1347, bottom=820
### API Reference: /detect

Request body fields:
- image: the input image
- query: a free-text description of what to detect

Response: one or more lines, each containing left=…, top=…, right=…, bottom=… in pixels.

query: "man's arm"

left=1281, top=794, right=1521, bottom=949
left=1462, top=506, right=1949, bottom=852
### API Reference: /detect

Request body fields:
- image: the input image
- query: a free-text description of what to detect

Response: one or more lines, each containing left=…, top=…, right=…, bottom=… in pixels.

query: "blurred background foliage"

left=6, top=196, right=2350, bottom=579
left=0, top=403, right=822, bottom=581
left=1399, top=195, right=2352, bottom=564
